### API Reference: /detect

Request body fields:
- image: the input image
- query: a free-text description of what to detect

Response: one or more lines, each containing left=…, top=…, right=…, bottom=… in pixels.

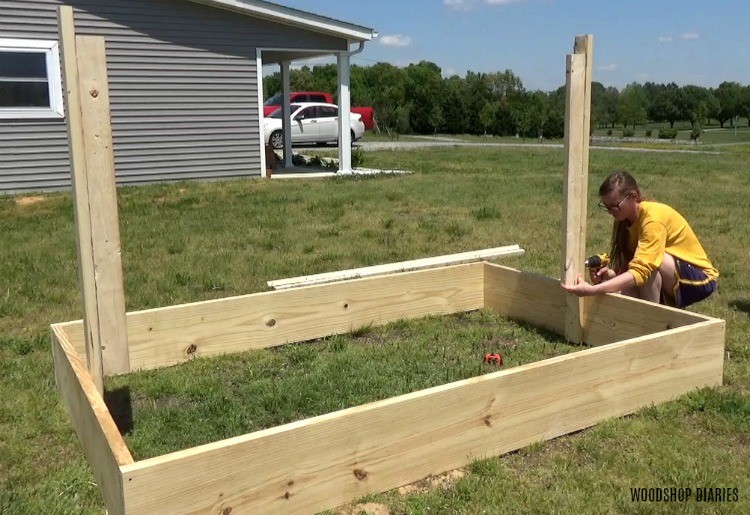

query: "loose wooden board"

left=267, top=245, right=524, bottom=289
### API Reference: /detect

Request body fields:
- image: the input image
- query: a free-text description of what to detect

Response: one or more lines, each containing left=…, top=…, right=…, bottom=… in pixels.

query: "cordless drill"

left=584, top=253, right=610, bottom=270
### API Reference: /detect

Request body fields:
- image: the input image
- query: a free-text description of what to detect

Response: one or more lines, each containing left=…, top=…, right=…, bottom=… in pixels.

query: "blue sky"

left=270, top=0, right=748, bottom=92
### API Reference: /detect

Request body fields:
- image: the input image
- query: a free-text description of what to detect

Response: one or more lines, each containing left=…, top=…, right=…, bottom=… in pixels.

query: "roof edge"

left=188, top=0, right=376, bottom=41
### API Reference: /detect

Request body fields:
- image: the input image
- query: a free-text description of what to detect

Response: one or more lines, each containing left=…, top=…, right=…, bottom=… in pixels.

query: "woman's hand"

left=590, top=266, right=616, bottom=284
left=560, top=274, right=598, bottom=297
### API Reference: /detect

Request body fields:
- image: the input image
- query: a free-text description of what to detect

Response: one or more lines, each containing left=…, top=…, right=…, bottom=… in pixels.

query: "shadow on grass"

left=728, top=299, right=750, bottom=315
left=104, top=387, right=134, bottom=435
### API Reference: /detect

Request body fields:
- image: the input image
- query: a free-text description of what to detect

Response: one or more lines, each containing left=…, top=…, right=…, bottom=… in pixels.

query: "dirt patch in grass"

left=397, top=468, right=466, bottom=495
left=335, top=502, right=391, bottom=515
left=334, top=469, right=466, bottom=515
left=14, top=196, right=46, bottom=207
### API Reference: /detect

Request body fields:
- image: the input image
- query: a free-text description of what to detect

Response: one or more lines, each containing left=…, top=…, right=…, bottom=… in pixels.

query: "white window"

left=0, top=38, right=64, bottom=119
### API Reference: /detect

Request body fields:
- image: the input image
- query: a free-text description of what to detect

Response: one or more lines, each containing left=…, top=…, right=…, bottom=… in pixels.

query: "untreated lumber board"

left=268, top=245, right=524, bottom=290
left=59, top=263, right=485, bottom=373
left=50, top=325, right=132, bottom=515
left=119, top=319, right=724, bottom=514
left=484, top=263, right=567, bottom=336
left=574, top=34, right=593, bottom=242
left=582, top=293, right=710, bottom=346
left=75, top=35, right=130, bottom=377
left=58, top=5, right=104, bottom=393
left=561, top=50, right=588, bottom=343
left=59, top=4, right=129, bottom=385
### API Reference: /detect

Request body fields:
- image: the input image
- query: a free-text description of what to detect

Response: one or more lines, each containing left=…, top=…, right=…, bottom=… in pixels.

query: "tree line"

left=263, top=61, right=750, bottom=138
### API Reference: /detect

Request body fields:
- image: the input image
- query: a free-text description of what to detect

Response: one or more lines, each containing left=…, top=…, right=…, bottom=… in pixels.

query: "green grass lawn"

left=107, top=311, right=576, bottom=462
left=1, top=144, right=749, bottom=513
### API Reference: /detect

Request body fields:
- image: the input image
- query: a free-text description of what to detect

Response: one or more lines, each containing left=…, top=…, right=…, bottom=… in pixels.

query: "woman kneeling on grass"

left=561, top=170, right=718, bottom=308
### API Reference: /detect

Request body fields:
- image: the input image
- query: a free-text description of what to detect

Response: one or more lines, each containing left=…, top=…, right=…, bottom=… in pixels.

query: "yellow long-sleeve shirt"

left=623, top=201, right=718, bottom=286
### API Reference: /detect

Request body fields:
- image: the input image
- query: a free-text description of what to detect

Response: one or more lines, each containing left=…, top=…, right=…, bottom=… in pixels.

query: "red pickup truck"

left=263, top=91, right=375, bottom=130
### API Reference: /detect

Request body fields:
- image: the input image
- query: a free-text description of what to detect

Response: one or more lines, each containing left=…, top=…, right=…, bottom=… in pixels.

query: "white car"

left=263, top=102, right=365, bottom=149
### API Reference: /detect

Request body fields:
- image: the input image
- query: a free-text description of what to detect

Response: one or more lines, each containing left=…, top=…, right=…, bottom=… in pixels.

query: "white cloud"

left=639, top=73, right=650, bottom=80
left=659, top=32, right=699, bottom=43
left=486, top=0, right=524, bottom=4
left=444, top=0, right=475, bottom=10
left=598, top=63, right=619, bottom=72
left=380, top=34, right=412, bottom=47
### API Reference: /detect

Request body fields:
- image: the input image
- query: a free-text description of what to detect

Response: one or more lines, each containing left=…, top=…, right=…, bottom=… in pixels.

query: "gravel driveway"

left=358, top=136, right=721, bottom=154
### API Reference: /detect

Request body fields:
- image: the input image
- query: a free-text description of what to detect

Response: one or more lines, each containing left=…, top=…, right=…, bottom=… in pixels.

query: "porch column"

left=281, top=60, right=293, bottom=168
left=337, top=52, right=352, bottom=174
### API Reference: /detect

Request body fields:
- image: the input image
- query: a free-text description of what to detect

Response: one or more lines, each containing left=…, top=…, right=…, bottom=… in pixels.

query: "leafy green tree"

left=365, top=62, right=407, bottom=135
left=262, top=65, right=332, bottom=99
left=677, top=85, right=710, bottom=125
left=309, top=64, right=338, bottom=97
left=741, top=85, right=750, bottom=126
left=479, top=101, right=498, bottom=135
left=705, top=90, right=721, bottom=125
left=528, top=91, right=550, bottom=138
left=463, top=71, right=493, bottom=135
left=427, top=103, right=444, bottom=135
left=289, top=66, right=315, bottom=91
left=591, top=84, right=619, bottom=128
left=396, top=105, right=411, bottom=134
left=690, top=126, right=702, bottom=145
left=545, top=86, right=566, bottom=139
left=617, top=82, right=647, bottom=129
left=511, top=91, right=548, bottom=139
left=404, top=61, right=445, bottom=134
left=715, top=81, right=743, bottom=127
left=694, top=101, right=709, bottom=129
left=440, top=76, right=469, bottom=134
left=486, top=69, right=524, bottom=99
left=263, top=72, right=280, bottom=100
left=591, top=82, right=616, bottom=128
left=647, top=83, right=680, bottom=127
left=604, top=86, right=620, bottom=128
left=484, top=70, right=525, bottom=137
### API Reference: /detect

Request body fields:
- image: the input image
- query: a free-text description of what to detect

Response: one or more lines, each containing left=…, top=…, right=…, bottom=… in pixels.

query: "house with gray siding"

left=0, top=0, right=376, bottom=193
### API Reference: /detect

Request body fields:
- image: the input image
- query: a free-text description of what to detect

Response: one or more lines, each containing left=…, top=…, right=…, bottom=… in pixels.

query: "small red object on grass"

left=483, top=353, right=503, bottom=365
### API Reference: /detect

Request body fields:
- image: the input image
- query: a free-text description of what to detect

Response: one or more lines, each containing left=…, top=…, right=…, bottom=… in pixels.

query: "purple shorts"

left=670, top=258, right=717, bottom=308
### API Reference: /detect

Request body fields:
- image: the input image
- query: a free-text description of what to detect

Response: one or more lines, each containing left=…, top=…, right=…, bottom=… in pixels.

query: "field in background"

left=356, top=121, right=750, bottom=149
left=591, top=118, right=750, bottom=144
left=1, top=144, right=749, bottom=513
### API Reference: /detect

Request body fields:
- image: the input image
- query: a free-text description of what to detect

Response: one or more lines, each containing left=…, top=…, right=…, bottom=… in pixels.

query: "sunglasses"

left=597, top=194, right=630, bottom=213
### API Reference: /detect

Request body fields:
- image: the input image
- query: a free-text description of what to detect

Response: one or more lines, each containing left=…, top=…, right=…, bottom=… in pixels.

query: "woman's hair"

left=599, top=170, right=642, bottom=273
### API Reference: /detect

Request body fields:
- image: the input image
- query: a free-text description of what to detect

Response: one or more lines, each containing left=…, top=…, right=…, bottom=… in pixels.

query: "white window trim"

left=0, top=38, right=65, bottom=120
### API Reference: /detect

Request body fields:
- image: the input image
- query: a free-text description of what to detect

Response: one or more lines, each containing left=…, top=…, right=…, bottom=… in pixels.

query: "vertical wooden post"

left=562, top=35, right=593, bottom=343
left=58, top=6, right=129, bottom=393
